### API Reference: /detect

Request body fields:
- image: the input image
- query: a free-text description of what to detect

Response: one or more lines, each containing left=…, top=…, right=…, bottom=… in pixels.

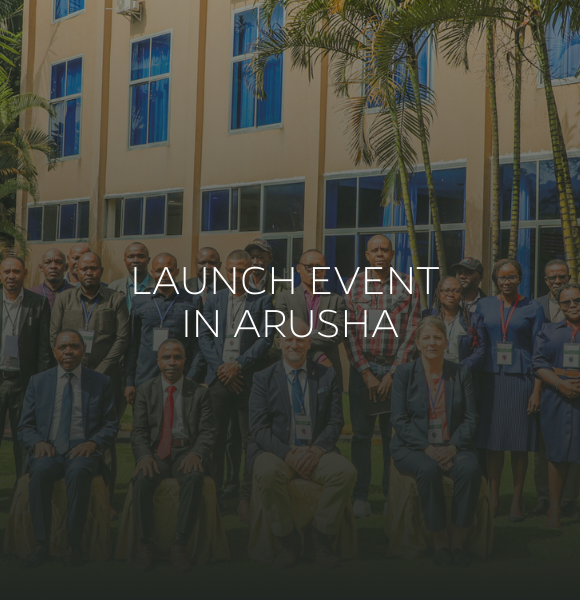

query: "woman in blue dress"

left=533, top=283, right=580, bottom=529
left=475, top=259, right=544, bottom=521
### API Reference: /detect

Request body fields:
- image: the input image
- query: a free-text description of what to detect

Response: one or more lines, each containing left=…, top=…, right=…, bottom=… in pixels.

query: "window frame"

left=26, top=199, right=91, bottom=243
left=127, top=29, right=173, bottom=150
left=52, top=0, right=86, bottom=24
left=537, top=15, right=580, bottom=87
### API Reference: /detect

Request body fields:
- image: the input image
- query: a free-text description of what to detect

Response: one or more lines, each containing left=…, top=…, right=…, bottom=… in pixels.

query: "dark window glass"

left=144, top=195, right=166, bottom=235
left=43, top=205, right=58, bottom=242
left=123, top=197, right=143, bottom=236
left=202, top=190, right=229, bottom=231
left=408, top=171, right=430, bottom=225
left=66, top=58, right=82, bottom=95
left=431, top=230, right=464, bottom=293
left=131, top=38, right=151, bottom=81
left=148, top=78, right=169, bottom=144
left=325, top=179, right=356, bottom=229
left=292, top=237, right=303, bottom=287
left=433, top=168, right=465, bottom=224
left=233, top=9, right=258, bottom=57
left=231, top=189, right=239, bottom=231
left=166, top=192, right=183, bottom=236
left=538, top=227, right=565, bottom=297
left=78, top=201, right=90, bottom=238
left=59, top=204, right=77, bottom=239
left=265, top=238, right=288, bottom=278
left=151, top=33, right=171, bottom=77
left=239, top=186, right=261, bottom=231
left=231, top=60, right=255, bottom=130
left=114, top=199, right=122, bottom=238
left=500, top=227, right=536, bottom=298
left=130, top=83, right=149, bottom=146
left=500, top=162, right=537, bottom=222
left=27, top=207, right=43, bottom=241
left=50, top=63, right=66, bottom=100
left=263, top=183, right=304, bottom=233
left=539, top=160, right=560, bottom=220
left=324, top=235, right=356, bottom=294
left=358, top=176, right=388, bottom=228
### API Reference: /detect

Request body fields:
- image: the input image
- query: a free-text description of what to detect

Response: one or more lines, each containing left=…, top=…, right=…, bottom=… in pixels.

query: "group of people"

left=0, top=232, right=578, bottom=571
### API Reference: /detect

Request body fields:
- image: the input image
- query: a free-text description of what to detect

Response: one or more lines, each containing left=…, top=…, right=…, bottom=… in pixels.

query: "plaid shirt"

left=345, top=270, right=420, bottom=373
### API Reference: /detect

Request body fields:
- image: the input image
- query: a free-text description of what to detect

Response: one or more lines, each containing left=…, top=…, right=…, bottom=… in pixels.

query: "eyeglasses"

left=545, top=275, right=569, bottom=283
left=440, top=288, right=462, bottom=296
left=497, top=275, right=519, bottom=284
left=298, top=263, right=323, bottom=273
left=559, top=298, right=580, bottom=308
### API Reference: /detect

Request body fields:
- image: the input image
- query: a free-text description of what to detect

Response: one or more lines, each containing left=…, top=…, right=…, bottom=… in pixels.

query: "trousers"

left=0, top=377, right=25, bottom=480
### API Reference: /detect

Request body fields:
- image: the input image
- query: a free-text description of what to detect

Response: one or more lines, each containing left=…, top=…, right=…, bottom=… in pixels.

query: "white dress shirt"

left=283, top=359, right=309, bottom=445
left=0, top=288, right=24, bottom=371
left=222, top=293, right=247, bottom=363
left=163, top=376, right=186, bottom=439
left=49, top=364, right=84, bottom=443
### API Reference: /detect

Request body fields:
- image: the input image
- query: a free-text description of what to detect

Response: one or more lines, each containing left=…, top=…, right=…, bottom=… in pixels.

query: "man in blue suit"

left=18, top=329, right=118, bottom=568
left=248, top=319, right=357, bottom=568
left=198, top=249, right=274, bottom=521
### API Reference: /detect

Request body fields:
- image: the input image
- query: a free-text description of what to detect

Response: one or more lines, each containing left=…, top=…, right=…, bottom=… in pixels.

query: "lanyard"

left=4, top=300, right=22, bottom=335
left=153, top=296, right=178, bottom=327
left=445, top=315, right=459, bottom=349
left=42, top=282, right=66, bottom=298
left=80, top=297, right=98, bottom=329
left=426, top=375, right=445, bottom=418
left=566, top=322, right=580, bottom=343
left=286, top=372, right=308, bottom=415
left=499, top=295, right=519, bottom=342
left=230, top=294, right=245, bottom=330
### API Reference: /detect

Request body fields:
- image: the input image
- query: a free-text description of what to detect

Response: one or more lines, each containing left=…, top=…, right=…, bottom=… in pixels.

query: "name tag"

left=295, top=415, right=312, bottom=441
left=78, top=329, right=95, bottom=354
left=496, top=342, right=513, bottom=366
left=563, top=343, right=580, bottom=369
left=367, top=309, right=384, bottom=336
left=153, top=328, right=170, bottom=352
left=444, top=352, right=458, bottom=363
left=2, top=334, right=19, bottom=358
left=428, top=419, right=443, bottom=444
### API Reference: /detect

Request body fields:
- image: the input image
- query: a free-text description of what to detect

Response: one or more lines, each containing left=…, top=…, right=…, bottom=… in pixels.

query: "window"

left=27, top=201, right=90, bottom=242
left=545, top=13, right=580, bottom=83
left=130, top=32, right=171, bottom=147
left=231, top=3, right=284, bottom=131
left=324, top=167, right=466, bottom=294
left=54, top=0, right=84, bottom=21
left=105, top=191, right=183, bottom=238
left=50, top=57, right=82, bottom=158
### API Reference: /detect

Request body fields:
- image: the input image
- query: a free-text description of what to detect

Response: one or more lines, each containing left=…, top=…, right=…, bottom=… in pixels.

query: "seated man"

left=248, top=318, right=356, bottom=568
left=131, top=339, right=215, bottom=573
left=17, top=329, right=118, bottom=568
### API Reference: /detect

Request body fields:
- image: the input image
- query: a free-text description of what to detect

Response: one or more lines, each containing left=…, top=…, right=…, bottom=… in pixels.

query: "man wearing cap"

left=245, top=239, right=291, bottom=303
left=453, top=257, right=487, bottom=313
left=108, top=242, right=154, bottom=312
left=30, top=248, right=74, bottom=311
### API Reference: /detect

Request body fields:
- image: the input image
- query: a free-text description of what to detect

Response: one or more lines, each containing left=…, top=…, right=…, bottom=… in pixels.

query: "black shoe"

left=20, top=544, right=49, bottom=569
left=63, top=545, right=84, bottom=568
left=221, top=487, right=239, bottom=501
left=561, top=503, right=580, bottom=519
left=532, top=499, right=550, bottom=517
left=434, top=547, right=453, bottom=566
left=452, top=548, right=471, bottom=567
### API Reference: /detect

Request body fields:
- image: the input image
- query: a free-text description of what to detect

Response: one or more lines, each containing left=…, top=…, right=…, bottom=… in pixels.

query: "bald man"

left=64, top=242, right=91, bottom=286
left=30, top=248, right=74, bottom=310
left=109, top=242, right=153, bottom=311
left=182, top=247, right=226, bottom=303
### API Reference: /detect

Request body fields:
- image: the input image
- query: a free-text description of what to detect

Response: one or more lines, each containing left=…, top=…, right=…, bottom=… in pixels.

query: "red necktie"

left=157, top=385, right=177, bottom=460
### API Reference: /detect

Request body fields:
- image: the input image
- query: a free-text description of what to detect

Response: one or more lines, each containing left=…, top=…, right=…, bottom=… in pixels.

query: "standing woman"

left=476, top=258, right=545, bottom=521
left=534, top=284, right=580, bottom=529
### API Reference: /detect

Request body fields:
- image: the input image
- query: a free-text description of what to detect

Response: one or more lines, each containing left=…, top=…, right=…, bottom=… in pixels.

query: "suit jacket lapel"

left=443, top=361, right=455, bottom=428
left=182, top=379, right=193, bottom=430
left=18, top=292, right=31, bottom=337
left=414, top=359, right=430, bottom=415
left=81, top=367, right=91, bottom=437
left=217, top=292, right=229, bottom=351
left=153, top=377, right=165, bottom=434
left=45, top=368, right=58, bottom=437
left=307, top=361, right=318, bottom=428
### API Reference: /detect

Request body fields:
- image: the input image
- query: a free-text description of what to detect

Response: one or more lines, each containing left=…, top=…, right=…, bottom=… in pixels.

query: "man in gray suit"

left=108, top=242, right=153, bottom=311
left=275, top=249, right=346, bottom=389
left=533, top=258, right=580, bottom=518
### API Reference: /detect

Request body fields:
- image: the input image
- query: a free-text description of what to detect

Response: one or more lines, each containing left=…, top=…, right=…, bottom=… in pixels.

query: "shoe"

left=547, top=507, right=562, bottom=530
left=452, top=548, right=471, bottom=567
left=133, top=543, right=154, bottom=571
left=170, top=544, right=192, bottom=573
left=237, top=498, right=251, bottom=523
left=221, top=486, right=239, bottom=501
left=434, top=547, right=453, bottom=566
left=382, top=501, right=388, bottom=517
left=273, top=531, right=298, bottom=568
left=352, top=499, right=371, bottom=519
left=561, top=503, right=580, bottom=519
left=532, top=499, right=550, bottom=517
left=311, top=529, right=340, bottom=567
left=20, top=544, right=49, bottom=569
left=63, top=545, right=84, bottom=568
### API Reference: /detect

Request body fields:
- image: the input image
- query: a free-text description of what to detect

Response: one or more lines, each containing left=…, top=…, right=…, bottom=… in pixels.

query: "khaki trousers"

left=253, top=451, right=357, bottom=538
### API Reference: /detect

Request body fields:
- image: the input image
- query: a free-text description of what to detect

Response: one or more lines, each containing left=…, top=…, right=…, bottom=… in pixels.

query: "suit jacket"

left=1, top=289, right=53, bottom=390
left=390, top=359, right=478, bottom=463
left=18, top=366, right=118, bottom=453
left=131, top=375, right=215, bottom=464
left=536, top=293, right=562, bottom=323
left=198, top=289, right=274, bottom=385
left=275, top=286, right=346, bottom=385
left=247, top=359, right=344, bottom=472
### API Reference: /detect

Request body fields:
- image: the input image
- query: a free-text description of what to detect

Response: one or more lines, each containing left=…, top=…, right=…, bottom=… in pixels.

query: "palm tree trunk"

left=407, top=39, right=447, bottom=277
left=488, top=23, right=501, bottom=266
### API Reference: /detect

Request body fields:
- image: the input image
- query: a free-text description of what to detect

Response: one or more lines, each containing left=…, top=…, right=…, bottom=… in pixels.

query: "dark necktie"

left=158, top=385, right=176, bottom=460
left=292, top=370, right=304, bottom=447
left=55, top=373, right=74, bottom=455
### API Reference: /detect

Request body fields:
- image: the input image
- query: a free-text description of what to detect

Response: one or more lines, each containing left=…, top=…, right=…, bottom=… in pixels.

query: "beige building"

left=17, top=0, right=580, bottom=299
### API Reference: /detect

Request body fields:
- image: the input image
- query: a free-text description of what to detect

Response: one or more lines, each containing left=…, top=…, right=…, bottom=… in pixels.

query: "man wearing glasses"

left=533, top=259, right=580, bottom=519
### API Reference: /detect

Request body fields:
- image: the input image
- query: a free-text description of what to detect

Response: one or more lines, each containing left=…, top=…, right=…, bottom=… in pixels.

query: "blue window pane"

left=27, top=207, right=43, bottom=241
left=148, top=78, right=169, bottom=143
left=407, top=171, right=430, bottom=225
left=324, top=235, right=356, bottom=294
left=539, top=160, right=559, bottom=220
left=416, top=31, right=431, bottom=89
left=131, top=38, right=150, bottom=81
left=51, top=63, right=66, bottom=100
left=145, top=195, right=166, bottom=235
left=433, top=168, right=466, bottom=224
left=270, top=3, right=284, bottom=29
left=70, top=0, right=85, bottom=14
left=51, top=101, right=65, bottom=158
left=151, top=34, right=171, bottom=77
left=325, top=179, right=357, bottom=229
left=393, top=231, right=429, bottom=277
left=431, top=230, right=464, bottom=293
left=78, top=201, right=90, bottom=238
left=66, top=57, right=82, bottom=95
left=231, top=60, right=255, bottom=130
left=123, top=198, right=143, bottom=236
left=264, top=238, right=288, bottom=277
left=64, top=98, right=81, bottom=156
left=257, top=56, right=283, bottom=127
left=359, top=176, right=389, bottom=227
left=546, top=14, right=580, bottom=79
left=55, top=0, right=67, bottom=19
left=130, top=83, right=149, bottom=146
left=263, top=183, right=304, bottom=233
left=233, top=9, right=258, bottom=57
left=499, top=162, right=537, bottom=222
left=59, top=204, right=77, bottom=239
left=202, top=190, right=230, bottom=231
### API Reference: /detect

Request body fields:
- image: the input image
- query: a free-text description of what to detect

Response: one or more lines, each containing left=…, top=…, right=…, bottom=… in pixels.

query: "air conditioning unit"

left=117, top=0, right=143, bottom=21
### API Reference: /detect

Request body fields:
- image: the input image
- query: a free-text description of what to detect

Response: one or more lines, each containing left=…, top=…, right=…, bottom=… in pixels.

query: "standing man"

left=64, top=242, right=91, bottom=286
left=245, top=238, right=290, bottom=301
left=109, top=242, right=153, bottom=311
left=532, top=259, right=580, bottom=519
left=345, top=234, right=420, bottom=519
left=130, top=339, right=215, bottom=572
left=30, top=248, right=74, bottom=310
left=18, top=329, right=118, bottom=568
left=453, top=257, right=487, bottom=313
left=0, top=256, right=52, bottom=480
left=183, top=246, right=226, bottom=302
left=199, top=249, right=274, bottom=521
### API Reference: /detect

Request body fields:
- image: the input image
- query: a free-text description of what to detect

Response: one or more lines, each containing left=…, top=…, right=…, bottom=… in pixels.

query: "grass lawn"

left=1, top=436, right=579, bottom=600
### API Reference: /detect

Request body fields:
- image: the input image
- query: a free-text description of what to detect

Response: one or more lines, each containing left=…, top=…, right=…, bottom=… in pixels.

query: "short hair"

left=544, top=259, right=569, bottom=275
left=78, top=252, right=102, bottom=268
left=556, top=283, right=580, bottom=303
left=299, top=249, right=324, bottom=262
left=153, top=252, right=178, bottom=267
left=158, top=338, right=186, bottom=354
left=491, top=258, right=522, bottom=285
left=366, top=234, right=392, bottom=251
left=125, top=242, right=149, bottom=255
left=197, top=246, right=221, bottom=261
left=1, top=255, right=25, bottom=269
left=54, top=329, right=85, bottom=347
left=227, top=249, right=252, bottom=263
left=416, top=316, right=447, bottom=340
left=41, top=248, right=66, bottom=262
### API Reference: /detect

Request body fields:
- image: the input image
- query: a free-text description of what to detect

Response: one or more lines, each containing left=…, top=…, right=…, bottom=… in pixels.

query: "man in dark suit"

left=0, top=256, right=52, bottom=480
left=18, top=329, right=118, bottom=568
left=249, top=319, right=356, bottom=568
left=131, top=339, right=215, bottom=572
left=276, top=249, right=346, bottom=388
left=199, top=249, right=274, bottom=521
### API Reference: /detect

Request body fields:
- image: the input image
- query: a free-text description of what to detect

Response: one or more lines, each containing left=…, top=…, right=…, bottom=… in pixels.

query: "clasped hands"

left=133, top=453, right=203, bottom=478
left=556, top=378, right=580, bottom=401
left=363, top=369, right=394, bottom=403
left=34, top=440, right=98, bottom=459
left=285, top=445, right=324, bottom=479
left=424, top=444, right=457, bottom=472
left=217, top=362, right=244, bottom=394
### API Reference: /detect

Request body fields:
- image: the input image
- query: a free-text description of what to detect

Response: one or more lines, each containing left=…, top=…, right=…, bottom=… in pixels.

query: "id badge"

left=496, top=342, right=513, bottom=366
left=295, top=415, right=312, bottom=441
left=444, top=352, right=458, bottom=363
left=153, top=328, right=170, bottom=352
left=563, top=343, right=580, bottom=369
left=367, top=309, right=384, bottom=336
left=428, top=419, right=443, bottom=444
left=2, top=334, right=19, bottom=358
left=78, top=329, right=95, bottom=354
